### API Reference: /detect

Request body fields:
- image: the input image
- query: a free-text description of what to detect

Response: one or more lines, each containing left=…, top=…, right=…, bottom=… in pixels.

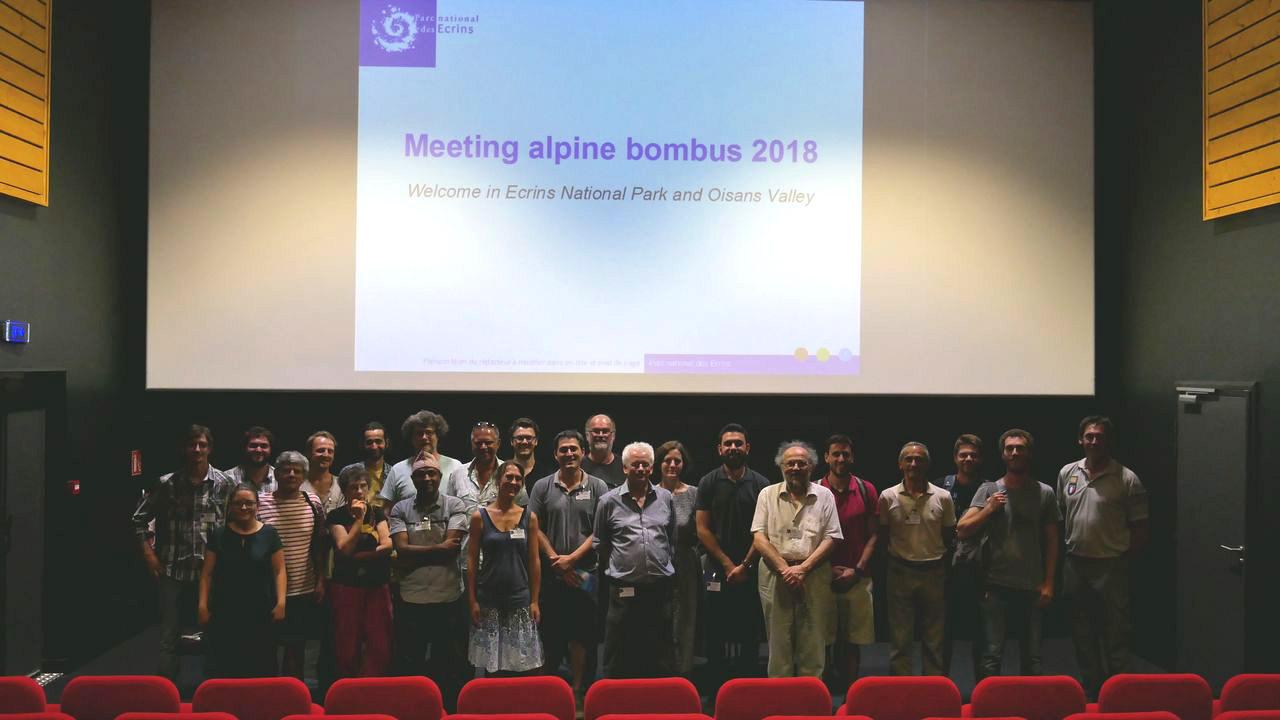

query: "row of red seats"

left=2, top=674, right=1280, bottom=720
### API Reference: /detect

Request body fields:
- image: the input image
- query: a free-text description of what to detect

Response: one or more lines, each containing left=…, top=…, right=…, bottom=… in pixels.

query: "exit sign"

left=3, top=320, right=29, bottom=343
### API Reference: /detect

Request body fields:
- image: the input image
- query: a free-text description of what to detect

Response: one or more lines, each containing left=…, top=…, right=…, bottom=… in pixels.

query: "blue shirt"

left=592, top=483, right=677, bottom=583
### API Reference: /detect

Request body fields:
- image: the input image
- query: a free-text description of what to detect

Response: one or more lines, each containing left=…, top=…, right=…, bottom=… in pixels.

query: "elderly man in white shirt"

left=752, top=440, right=843, bottom=678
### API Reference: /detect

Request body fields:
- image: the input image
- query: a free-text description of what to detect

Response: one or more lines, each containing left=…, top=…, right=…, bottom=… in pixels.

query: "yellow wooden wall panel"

left=1205, top=0, right=1280, bottom=218
left=1207, top=142, right=1280, bottom=184
left=0, top=0, right=46, bottom=205
left=0, top=25, right=47, bottom=74
left=0, top=79, right=42, bottom=118
left=1210, top=0, right=1256, bottom=24
left=1, top=0, right=48, bottom=27
left=0, top=153, right=41, bottom=188
left=1207, top=0, right=1280, bottom=46
left=0, top=5, right=44, bottom=52
left=1208, top=114, right=1280, bottom=160
left=1207, top=36, right=1280, bottom=91
left=0, top=131, right=40, bottom=167
left=1208, top=63, right=1280, bottom=114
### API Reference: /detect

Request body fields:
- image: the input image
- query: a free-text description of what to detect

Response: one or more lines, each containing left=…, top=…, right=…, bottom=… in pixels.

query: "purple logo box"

left=360, top=0, right=437, bottom=68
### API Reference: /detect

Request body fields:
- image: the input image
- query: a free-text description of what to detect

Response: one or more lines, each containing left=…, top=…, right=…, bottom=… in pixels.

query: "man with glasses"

left=582, top=414, right=625, bottom=488
left=510, top=417, right=544, bottom=493
left=224, top=426, right=277, bottom=492
left=444, top=421, right=525, bottom=570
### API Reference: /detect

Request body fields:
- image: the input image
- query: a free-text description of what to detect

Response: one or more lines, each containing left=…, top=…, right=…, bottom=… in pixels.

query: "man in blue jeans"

left=956, top=429, right=1060, bottom=678
left=132, top=424, right=230, bottom=680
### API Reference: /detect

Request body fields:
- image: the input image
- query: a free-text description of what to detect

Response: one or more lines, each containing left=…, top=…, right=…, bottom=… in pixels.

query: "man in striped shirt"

left=132, top=424, right=230, bottom=680
left=258, top=450, right=326, bottom=680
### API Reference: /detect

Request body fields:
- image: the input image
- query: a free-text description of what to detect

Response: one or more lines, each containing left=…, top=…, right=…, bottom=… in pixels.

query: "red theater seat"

left=969, top=676, right=1087, bottom=720
left=715, top=677, right=832, bottom=720
left=1220, top=676, right=1280, bottom=714
left=841, top=676, right=961, bottom=720
left=447, top=714, right=561, bottom=720
left=0, top=714, right=74, bottom=720
left=192, top=677, right=321, bottom=720
left=457, top=677, right=575, bottom=720
left=584, top=678, right=702, bottom=720
left=0, top=677, right=46, bottom=714
left=1097, top=674, right=1213, bottom=720
left=767, top=715, right=867, bottom=720
left=58, top=676, right=180, bottom=720
left=325, top=677, right=444, bottom=720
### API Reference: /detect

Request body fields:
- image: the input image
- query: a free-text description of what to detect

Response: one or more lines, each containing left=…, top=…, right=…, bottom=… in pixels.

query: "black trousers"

left=395, top=597, right=470, bottom=711
left=603, top=577, right=676, bottom=678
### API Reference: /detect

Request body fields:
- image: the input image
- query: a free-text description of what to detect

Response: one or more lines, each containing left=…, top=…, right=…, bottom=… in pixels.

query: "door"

left=1174, top=382, right=1255, bottom=687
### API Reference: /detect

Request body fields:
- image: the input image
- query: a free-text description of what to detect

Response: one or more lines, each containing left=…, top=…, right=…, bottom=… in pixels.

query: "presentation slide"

left=148, top=0, right=1095, bottom=395
left=355, top=1, right=863, bottom=377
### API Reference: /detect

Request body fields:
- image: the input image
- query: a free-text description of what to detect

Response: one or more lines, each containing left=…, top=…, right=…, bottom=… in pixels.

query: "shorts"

left=832, top=576, right=875, bottom=645
left=277, top=593, right=322, bottom=642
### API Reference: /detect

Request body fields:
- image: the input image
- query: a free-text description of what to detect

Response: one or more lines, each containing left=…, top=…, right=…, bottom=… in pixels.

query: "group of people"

left=132, top=410, right=1147, bottom=701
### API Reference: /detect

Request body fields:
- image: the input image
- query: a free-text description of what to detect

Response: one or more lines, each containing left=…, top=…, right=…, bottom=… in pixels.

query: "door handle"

left=1220, top=544, right=1245, bottom=552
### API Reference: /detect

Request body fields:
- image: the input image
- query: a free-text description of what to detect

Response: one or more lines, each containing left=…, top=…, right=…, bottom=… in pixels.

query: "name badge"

left=574, top=489, right=591, bottom=500
left=784, top=527, right=803, bottom=541
left=905, top=510, right=922, bottom=525
left=619, top=586, right=636, bottom=598
left=510, top=528, right=526, bottom=540
left=707, top=581, right=722, bottom=592
left=414, top=519, right=431, bottom=531
left=201, top=513, right=217, bottom=524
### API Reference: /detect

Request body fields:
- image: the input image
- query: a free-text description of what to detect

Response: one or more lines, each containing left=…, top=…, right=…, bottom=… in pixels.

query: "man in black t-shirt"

left=695, top=422, right=770, bottom=686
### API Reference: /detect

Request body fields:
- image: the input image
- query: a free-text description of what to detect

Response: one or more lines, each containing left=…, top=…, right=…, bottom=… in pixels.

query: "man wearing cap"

left=389, top=454, right=471, bottom=709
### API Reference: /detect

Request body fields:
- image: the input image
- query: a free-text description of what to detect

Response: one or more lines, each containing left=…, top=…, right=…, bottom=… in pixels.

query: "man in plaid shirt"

left=132, top=424, right=230, bottom=680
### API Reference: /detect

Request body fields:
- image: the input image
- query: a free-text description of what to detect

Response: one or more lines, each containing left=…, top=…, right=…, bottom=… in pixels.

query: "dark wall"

left=0, top=1, right=151, bottom=666
left=1097, top=0, right=1280, bottom=669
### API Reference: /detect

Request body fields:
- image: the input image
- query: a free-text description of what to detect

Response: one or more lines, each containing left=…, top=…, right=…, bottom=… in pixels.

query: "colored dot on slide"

left=817, top=348, right=831, bottom=362
left=839, top=348, right=853, bottom=362
left=794, top=347, right=809, bottom=361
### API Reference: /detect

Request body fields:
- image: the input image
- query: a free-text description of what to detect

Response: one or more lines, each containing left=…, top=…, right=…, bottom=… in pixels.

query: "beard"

left=722, top=453, right=747, bottom=470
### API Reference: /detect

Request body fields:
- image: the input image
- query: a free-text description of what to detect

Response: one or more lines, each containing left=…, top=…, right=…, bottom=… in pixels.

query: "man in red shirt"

left=820, top=434, right=879, bottom=686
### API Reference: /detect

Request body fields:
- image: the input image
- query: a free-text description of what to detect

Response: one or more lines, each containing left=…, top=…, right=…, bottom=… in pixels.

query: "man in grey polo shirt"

left=751, top=440, right=842, bottom=678
left=957, top=429, right=1060, bottom=678
left=389, top=455, right=470, bottom=710
left=1057, top=416, right=1148, bottom=696
left=878, top=441, right=956, bottom=676
left=593, top=441, right=678, bottom=678
left=529, top=429, right=610, bottom=696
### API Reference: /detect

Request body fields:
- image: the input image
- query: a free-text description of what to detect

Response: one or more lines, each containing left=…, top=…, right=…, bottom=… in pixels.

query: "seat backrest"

left=0, top=677, right=46, bottom=713
left=1222, top=676, right=1280, bottom=713
left=970, top=676, right=1087, bottom=720
left=1064, top=712, right=1180, bottom=720
left=596, top=715, right=712, bottom=720
left=1217, top=712, right=1280, bottom=720
left=119, top=713, right=237, bottom=720
left=844, top=677, right=961, bottom=720
left=446, top=714, right=562, bottom=720
left=766, top=716, right=862, bottom=720
left=59, top=676, right=180, bottom=720
left=325, top=677, right=444, bottom=720
left=457, top=677, right=575, bottom=720
left=192, top=677, right=314, bottom=720
left=281, top=715, right=397, bottom=720
left=1097, top=674, right=1213, bottom=720
left=715, top=678, right=833, bottom=720
left=0, top=713, right=75, bottom=720
left=584, top=678, right=702, bottom=720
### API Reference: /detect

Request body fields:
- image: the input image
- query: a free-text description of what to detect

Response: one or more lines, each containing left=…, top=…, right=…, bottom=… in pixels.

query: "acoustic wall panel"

left=0, top=0, right=49, bottom=206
